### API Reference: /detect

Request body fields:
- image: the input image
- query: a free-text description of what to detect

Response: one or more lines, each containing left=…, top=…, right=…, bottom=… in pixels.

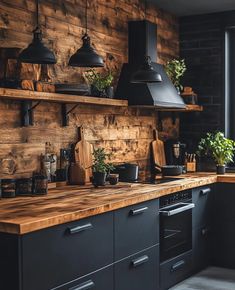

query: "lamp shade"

left=19, top=29, right=57, bottom=64
left=69, top=34, right=104, bottom=67
left=131, top=56, right=162, bottom=83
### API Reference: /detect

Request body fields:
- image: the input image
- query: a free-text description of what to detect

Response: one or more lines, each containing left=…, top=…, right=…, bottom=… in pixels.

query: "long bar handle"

left=171, top=260, right=185, bottom=272
left=130, top=206, right=148, bottom=216
left=69, top=280, right=95, bottom=290
left=160, top=203, right=195, bottom=216
left=131, top=255, right=149, bottom=267
left=200, top=188, right=211, bottom=196
left=68, top=223, right=93, bottom=235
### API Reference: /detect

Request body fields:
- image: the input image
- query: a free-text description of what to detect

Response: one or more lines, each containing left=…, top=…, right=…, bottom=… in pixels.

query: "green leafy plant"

left=164, top=59, right=186, bottom=91
left=197, top=132, right=235, bottom=166
left=92, top=147, right=114, bottom=174
left=84, top=69, right=114, bottom=92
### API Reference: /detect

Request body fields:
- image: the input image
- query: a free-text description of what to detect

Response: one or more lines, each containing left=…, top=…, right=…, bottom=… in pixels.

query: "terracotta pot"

left=216, top=165, right=226, bottom=175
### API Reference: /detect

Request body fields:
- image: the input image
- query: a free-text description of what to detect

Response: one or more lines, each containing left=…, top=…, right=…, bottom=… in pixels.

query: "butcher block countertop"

left=1, top=173, right=235, bottom=235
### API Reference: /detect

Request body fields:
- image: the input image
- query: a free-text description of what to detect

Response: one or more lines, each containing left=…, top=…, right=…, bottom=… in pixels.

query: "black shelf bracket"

left=21, top=100, right=41, bottom=127
left=61, top=103, right=79, bottom=127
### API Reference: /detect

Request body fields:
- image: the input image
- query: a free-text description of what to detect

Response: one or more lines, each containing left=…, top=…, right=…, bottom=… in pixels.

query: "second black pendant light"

left=69, top=0, right=104, bottom=67
left=19, top=0, right=56, bottom=64
left=131, top=0, right=162, bottom=83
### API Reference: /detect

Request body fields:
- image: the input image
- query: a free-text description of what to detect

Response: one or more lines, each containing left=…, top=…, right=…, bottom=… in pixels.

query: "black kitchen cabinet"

left=114, top=199, right=159, bottom=260
left=192, top=226, right=210, bottom=272
left=192, top=185, right=212, bottom=229
left=211, top=183, right=235, bottom=268
left=160, top=250, right=193, bottom=290
left=114, top=245, right=159, bottom=290
left=53, top=265, right=114, bottom=290
left=192, top=185, right=212, bottom=273
left=22, top=212, right=113, bottom=290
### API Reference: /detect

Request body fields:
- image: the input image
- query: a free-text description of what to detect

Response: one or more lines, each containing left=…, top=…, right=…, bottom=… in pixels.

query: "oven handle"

left=159, top=202, right=195, bottom=216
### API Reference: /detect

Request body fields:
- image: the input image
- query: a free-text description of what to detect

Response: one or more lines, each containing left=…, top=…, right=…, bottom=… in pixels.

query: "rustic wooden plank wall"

left=0, top=0, right=179, bottom=178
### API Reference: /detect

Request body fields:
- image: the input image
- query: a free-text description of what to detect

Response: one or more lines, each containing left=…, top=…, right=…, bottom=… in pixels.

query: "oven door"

left=159, top=202, right=195, bottom=262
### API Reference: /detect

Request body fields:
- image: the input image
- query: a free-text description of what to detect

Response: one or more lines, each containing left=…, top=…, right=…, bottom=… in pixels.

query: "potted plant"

left=92, top=147, right=114, bottom=186
left=197, top=132, right=235, bottom=174
left=84, top=69, right=114, bottom=98
left=164, top=59, right=186, bottom=93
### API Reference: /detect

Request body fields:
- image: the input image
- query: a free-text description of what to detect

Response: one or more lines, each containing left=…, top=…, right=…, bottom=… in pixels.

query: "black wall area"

left=179, top=10, right=235, bottom=150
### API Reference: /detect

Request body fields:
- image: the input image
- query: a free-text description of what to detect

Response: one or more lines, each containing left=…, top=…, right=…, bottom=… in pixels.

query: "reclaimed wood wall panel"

left=0, top=0, right=179, bottom=178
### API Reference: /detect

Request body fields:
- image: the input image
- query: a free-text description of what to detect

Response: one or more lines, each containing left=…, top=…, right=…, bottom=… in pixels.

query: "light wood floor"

left=170, top=267, right=235, bottom=290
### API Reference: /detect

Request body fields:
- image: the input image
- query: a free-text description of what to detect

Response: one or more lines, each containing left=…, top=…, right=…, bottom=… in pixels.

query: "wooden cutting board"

left=151, top=129, right=166, bottom=167
left=74, top=126, right=93, bottom=184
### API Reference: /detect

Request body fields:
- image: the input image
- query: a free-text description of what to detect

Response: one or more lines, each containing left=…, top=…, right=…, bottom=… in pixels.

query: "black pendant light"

left=19, top=0, right=56, bottom=64
left=131, top=1, right=162, bottom=83
left=69, top=0, right=104, bottom=67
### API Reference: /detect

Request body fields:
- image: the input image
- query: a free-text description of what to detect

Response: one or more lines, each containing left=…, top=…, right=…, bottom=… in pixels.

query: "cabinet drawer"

left=53, top=265, right=113, bottom=290
left=22, top=212, right=113, bottom=290
left=114, top=245, right=159, bottom=290
left=192, top=186, right=211, bottom=229
left=192, top=227, right=210, bottom=272
left=114, top=199, right=159, bottom=260
left=160, top=250, right=192, bottom=290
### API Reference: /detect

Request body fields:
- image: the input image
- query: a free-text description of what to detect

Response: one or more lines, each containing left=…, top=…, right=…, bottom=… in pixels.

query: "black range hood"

left=115, top=20, right=186, bottom=109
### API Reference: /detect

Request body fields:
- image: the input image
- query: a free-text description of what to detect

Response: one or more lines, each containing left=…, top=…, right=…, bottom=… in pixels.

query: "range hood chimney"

left=115, top=20, right=186, bottom=108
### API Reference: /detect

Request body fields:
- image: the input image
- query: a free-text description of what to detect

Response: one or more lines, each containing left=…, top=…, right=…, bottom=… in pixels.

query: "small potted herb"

left=84, top=69, right=114, bottom=98
left=197, top=132, right=235, bottom=174
left=92, top=147, right=114, bottom=186
left=164, top=59, right=186, bottom=93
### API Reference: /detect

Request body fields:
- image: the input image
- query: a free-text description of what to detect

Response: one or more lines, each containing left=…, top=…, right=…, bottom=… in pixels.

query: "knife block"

left=186, top=162, right=196, bottom=173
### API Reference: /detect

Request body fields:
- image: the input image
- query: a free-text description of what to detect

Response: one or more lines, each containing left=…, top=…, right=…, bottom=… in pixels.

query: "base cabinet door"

left=114, top=245, right=159, bottom=290
left=160, top=250, right=193, bottom=290
left=53, top=265, right=113, bottom=290
left=192, top=226, right=210, bottom=272
left=21, top=212, right=113, bottom=290
left=211, top=183, right=235, bottom=269
left=114, top=199, right=159, bottom=260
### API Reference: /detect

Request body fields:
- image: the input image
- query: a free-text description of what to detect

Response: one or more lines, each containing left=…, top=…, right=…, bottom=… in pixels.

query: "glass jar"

left=16, top=178, right=32, bottom=196
left=32, top=174, right=48, bottom=195
left=2, top=179, right=16, bottom=198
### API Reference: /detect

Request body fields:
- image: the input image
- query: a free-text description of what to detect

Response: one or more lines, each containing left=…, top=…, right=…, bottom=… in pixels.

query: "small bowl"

left=108, top=174, right=119, bottom=185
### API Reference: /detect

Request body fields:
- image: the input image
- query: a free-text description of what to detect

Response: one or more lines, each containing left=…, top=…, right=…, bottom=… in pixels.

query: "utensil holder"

left=186, top=162, right=196, bottom=172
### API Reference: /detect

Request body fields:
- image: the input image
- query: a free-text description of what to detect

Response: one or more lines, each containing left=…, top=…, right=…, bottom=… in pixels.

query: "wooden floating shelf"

left=130, top=104, right=203, bottom=112
left=156, top=104, right=203, bottom=112
left=0, top=88, right=203, bottom=126
left=0, top=88, right=128, bottom=107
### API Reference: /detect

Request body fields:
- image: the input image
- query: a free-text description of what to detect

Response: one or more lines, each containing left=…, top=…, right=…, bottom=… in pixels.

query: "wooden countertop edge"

left=0, top=175, right=218, bottom=235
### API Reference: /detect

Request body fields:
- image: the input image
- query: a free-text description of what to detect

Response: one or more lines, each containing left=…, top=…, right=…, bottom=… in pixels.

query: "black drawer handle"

left=130, top=206, right=148, bottom=216
left=69, top=280, right=95, bottom=290
left=200, top=188, right=211, bottom=196
left=171, top=260, right=185, bottom=272
left=131, top=255, right=149, bottom=267
left=68, top=223, right=93, bottom=235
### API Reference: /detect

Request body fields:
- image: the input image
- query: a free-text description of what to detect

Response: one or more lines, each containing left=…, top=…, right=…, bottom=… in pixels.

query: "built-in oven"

left=159, top=191, right=195, bottom=262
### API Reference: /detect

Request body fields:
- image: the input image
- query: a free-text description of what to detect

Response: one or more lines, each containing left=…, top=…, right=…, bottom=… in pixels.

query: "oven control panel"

left=160, top=190, right=192, bottom=208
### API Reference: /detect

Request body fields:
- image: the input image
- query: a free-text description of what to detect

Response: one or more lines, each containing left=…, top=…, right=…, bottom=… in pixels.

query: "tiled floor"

left=170, top=267, right=235, bottom=290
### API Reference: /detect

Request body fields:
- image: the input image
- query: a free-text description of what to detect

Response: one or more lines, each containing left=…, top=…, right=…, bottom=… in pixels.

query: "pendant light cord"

left=145, top=0, right=149, bottom=60
left=85, top=0, right=88, bottom=34
left=36, top=0, right=39, bottom=29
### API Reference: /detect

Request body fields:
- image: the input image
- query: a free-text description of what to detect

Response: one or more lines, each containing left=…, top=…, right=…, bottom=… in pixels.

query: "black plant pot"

left=92, top=172, right=107, bottom=187
left=90, top=85, right=113, bottom=98
left=216, top=165, right=226, bottom=175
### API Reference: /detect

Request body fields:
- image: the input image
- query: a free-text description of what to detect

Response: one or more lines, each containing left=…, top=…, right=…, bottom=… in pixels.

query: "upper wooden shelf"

left=130, top=104, right=203, bottom=112
left=156, top=104, right=203, bottom=112
left=0, top=88, right=128, bottom=107
left=0, top=88, right=203, bottom=113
